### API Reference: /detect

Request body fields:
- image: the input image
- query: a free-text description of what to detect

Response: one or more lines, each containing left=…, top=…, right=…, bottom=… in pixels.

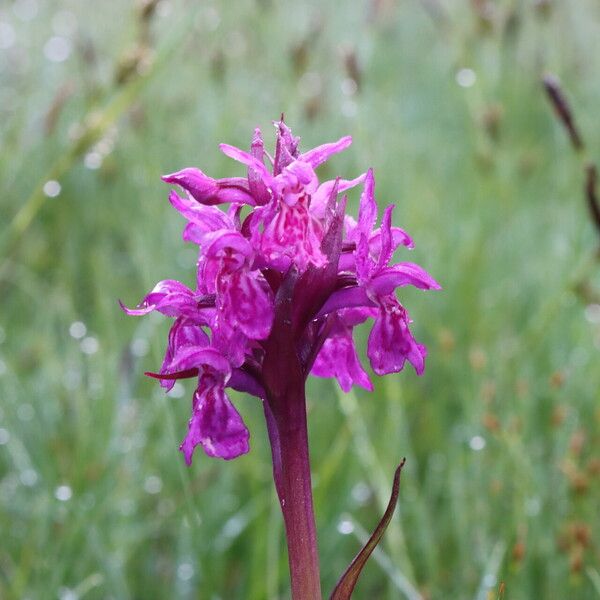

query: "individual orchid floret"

left=178, top=347, right=250, bottom=463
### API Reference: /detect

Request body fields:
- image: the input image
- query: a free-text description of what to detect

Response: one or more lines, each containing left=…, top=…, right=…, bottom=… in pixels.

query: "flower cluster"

left=122, top=121, right=439, bottom=465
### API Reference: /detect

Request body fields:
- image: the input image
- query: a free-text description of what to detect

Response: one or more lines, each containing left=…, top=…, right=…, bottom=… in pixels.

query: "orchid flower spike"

left=122, top=120, right=440, bottom=465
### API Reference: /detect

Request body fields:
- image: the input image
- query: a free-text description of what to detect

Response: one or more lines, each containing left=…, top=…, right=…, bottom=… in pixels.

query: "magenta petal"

left=312, top=328, right=372, bottom=392
left=299, top=135, right=353, bottom=169
left=219, top=143, right=274, bottom=186
left=355, top=169, right=377, bottom=239
left=169, top=191, right=233, bottom=232
left=367, top=297, right=426, bottom=376
left=311, top=174, right=366, bottom=220
left=370, top=263, right=442, bottom=295
left=180, top=378, right=250, bottom=463
left=162, top=169, right=254, bottom=206
left=249, top=128, right=271, bottom=205
left=119, top=280, right=201, bottom=319
left=317, top=286, right=374, bottom=317
left=162, top=168, right=218, bottom=199
left=160, top=318, right=209, bottom=390
left=218, top=269, right=274, bottom=340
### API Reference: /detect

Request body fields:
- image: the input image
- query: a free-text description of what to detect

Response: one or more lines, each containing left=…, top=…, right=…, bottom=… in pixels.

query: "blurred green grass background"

left=1, top=0, right=600, bottom=598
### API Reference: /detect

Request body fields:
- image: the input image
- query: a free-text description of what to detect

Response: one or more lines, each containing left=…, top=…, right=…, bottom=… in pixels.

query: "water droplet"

left=469, top=435, right=486, bottom=451
left=69, top=321, right=87, bottom=339
left=84, top=151, right=102, bottom=170
left=20, top=469, right=38, bottom=487
left=0, top=428, right=10, bottom=445
left=177, top=562, right=194, bottom=581
left=337, top=518, right=354, bottom=535
left=43, top=36, right=71, bottom=63
left=80, top=336, right=99, bottom=355
left=456, top=68, right=476, bottom=88
left=351, top=481, right=371, bottom=505
left=482, top=573, right=496, bottom=588
left=55, top=485, right=73, bottom=501
left=43, top=180, right=61, bottom=198
left=0, top=23, right=16, bottom=50
left=144, top=475, right=162, bottom=495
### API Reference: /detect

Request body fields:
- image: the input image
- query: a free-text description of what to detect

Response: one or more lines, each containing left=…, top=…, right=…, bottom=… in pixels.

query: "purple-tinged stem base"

left=264, top=394, right=322, bottom=600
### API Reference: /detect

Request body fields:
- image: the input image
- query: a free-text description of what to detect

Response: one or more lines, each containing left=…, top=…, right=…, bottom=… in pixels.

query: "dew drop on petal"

left=469, top=435, right=486, bottom=451
left=44, top=36, right=71, bottom=63
left=43, top=180, right=61, bottom=198
left=456, top=68, right=476, bottom=88
left=55, top=485, right=73, bottom=501
left=69, top=321, right=87, bottom=339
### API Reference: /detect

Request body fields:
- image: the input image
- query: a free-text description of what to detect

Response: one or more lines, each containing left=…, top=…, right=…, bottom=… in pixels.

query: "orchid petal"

left=119, top=280, right=201, bottom=319
left=180, top=374, right=250, bottom=463
left=162, top=168, right=254, bottom=206
left=299, top=135, right=353, bottom=169
left=367, top=296, right=427, bottom=376
left=220, top=143, right=274, bottom=186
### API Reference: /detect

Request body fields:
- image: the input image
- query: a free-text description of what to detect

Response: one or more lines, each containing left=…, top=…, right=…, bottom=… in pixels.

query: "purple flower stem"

left=264, top=392, right=322, bottom=600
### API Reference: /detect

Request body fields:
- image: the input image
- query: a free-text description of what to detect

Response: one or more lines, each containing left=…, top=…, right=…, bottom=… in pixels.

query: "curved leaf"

left=329, top=459, right=406, bottom=600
